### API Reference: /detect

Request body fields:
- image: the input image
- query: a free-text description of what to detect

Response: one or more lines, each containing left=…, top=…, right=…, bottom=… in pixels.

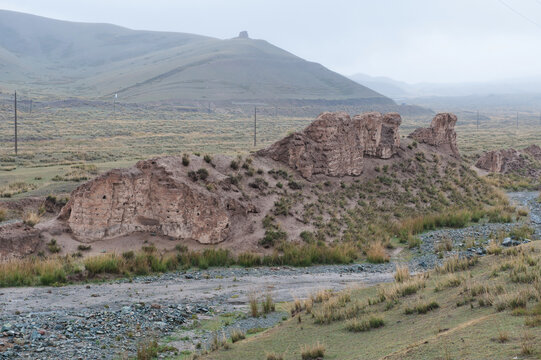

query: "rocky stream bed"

left=0, top=191, right=539, bottom=359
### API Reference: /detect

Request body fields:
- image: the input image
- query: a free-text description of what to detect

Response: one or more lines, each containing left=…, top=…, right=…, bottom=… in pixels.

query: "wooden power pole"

left=253, top=106, right=257, bottom=147
left=14, top=91, right=17, bottom=155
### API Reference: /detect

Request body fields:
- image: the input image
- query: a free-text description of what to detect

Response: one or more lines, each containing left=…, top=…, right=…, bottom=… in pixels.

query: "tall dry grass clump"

left=436, top=255, right=478, bottom=274
left=249, top=292, right=258, bottom=317
left=394, top=264, right=410, bottom=283
left=23, top=211, right=40, bottom=227
left=378, top=276, right=426, bottom=302
left=366, top=242, right=389, bottom=263
left=300, top=341, right=326, bottom=360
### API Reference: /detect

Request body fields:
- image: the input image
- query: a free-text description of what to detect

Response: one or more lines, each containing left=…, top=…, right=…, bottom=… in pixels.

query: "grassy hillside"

left=0, top=10, right=391, bottom=104
left=203, top=242, right=541, bottom=360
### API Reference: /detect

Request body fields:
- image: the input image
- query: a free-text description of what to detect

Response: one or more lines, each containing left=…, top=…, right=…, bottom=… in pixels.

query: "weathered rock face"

left=257, top=111, right=401, bottom=179
left=475, top=145, right=541, bottom=175
left=524, top=144, right=541, bottom=161
left=408, top=113, right=459, bottom=157
left=475, top=149, right=522, bottom=173
left=59, top=157, right=247, bottom=243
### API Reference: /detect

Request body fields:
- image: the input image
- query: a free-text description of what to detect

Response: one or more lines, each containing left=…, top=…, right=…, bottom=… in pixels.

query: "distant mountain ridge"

left=0, top=10, right=392, bottom=105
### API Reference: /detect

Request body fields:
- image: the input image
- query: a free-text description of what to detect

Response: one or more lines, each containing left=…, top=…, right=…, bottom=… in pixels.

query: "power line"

left=498, top=0, right=541, bottom=29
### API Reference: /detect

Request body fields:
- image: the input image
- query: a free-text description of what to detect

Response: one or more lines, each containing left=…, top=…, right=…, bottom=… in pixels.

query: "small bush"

left=137, top=338, right=158, bottom=360
left=288, top=180, right=302, bottom=190
left=405, top=301, right=439, bottom=315
left=77, top=244, right=92, bottom=251
left=203, top=154, right=212, bottom=164
left=196, top=168, right=209, bottom=180
left=259, top=228, right=287, bottom=248
left=346, top=316, right=384, bottom=332
left=434, top=274, right=462, bottom=291
left=230, top=329, right=245, bottom=343
left=366, top=242, right=389, bottom=263
left=249, top=293, right=258, bottom=317
left=300, top=341, right=325, bottom=360
left=394, top=265, right=410, bottom=283
left=262, top=292, right=275, bottom=314
left=345, top=318, right=370, bottom=332
left=266, top=352, right=284, bottom=360
left=0, top=208, right=6, bottom=222
left=300, top=231, right=315, bottom=243
left=47, top=239, right=61, bottom=253
left=436, top=255, right=478, bottom=274
left=23, top=211, right=40, bottom=227
left=407, top=236, right=421, bottom=249
left=230, top=160, right=239, bottom=170
left=181, top=154, right=190, bottom=166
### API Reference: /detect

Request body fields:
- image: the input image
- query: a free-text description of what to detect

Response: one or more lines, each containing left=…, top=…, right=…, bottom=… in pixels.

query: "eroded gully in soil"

left=0, top=191, right=538, bottom=359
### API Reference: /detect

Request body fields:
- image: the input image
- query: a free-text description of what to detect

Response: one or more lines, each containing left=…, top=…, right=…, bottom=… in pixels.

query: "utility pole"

left=29, top=99, right=32, bottom=114
left=113, top=93, right=117, bottom=118
left=14, top=91, right=17, bottom=155
left=253, top=106, right=257, bottom=147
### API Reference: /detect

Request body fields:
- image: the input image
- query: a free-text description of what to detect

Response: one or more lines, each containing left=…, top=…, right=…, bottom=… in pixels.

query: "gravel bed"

left=0, top=191, right=539, bottom=359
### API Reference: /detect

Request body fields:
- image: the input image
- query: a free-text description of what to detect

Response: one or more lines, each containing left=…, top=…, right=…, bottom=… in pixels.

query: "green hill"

left=0, top=10, right=392, bottom=105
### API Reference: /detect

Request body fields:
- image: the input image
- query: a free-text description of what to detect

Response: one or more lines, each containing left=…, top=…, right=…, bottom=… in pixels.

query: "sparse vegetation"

left=23, top=211, right=40, bottom=227
left=366, top=242, right=389, bottom=263
left=300, top=342, right=325, bottom=360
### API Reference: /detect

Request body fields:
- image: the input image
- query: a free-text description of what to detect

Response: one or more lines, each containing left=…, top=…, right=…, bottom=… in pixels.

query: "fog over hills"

left=350, top=73, right=541, bottom=109
left=0, top=10, right=392, bottom=105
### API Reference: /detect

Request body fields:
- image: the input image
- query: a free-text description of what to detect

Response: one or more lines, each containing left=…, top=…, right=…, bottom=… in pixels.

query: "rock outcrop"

left=408, top=113, right=459, bottom=157
left=476, top=145, right=541, bottom=175
left=524, top=144, right=541, bottom=161
left=257, top=111, right=401, bottom=179
left=475, top=149, right=522, bottom=173
left=59, top=156, right=248, bottom=243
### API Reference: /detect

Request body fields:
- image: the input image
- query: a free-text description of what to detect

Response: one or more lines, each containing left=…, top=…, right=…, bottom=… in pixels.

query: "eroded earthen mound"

left=476, top=145, right=541, bottom=175
left=408, top=113, right=459, bottom=157
left=257, top=111, right=401, bottom=179
left=59, top=156, right=250, bottom=243
left=48, top=110, right=466, bottom=247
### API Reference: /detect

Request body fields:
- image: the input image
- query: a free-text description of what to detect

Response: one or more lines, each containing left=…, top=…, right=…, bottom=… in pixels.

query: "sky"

left=1, top=0, right=541, bottom=83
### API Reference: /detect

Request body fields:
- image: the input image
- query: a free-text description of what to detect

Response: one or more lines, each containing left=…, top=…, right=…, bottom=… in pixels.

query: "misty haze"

left=0, top=1, right=540, bottom=359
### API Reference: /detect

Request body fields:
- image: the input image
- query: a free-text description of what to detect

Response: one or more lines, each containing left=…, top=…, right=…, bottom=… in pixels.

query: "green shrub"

left=47, top=239, right=61, bottom=253
left=259, top=228, right=287, bottom=248
left=181, top=154, right=190, bottom=166
left=196, top=168, right=209, bottom=180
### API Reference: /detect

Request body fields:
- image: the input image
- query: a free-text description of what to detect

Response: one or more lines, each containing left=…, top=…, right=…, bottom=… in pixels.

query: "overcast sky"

left=1, top=0, right=540, bottom=83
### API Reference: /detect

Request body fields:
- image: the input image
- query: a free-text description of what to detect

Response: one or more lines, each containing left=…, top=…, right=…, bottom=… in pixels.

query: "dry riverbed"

left=0, top=191, right=538, bottom=359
